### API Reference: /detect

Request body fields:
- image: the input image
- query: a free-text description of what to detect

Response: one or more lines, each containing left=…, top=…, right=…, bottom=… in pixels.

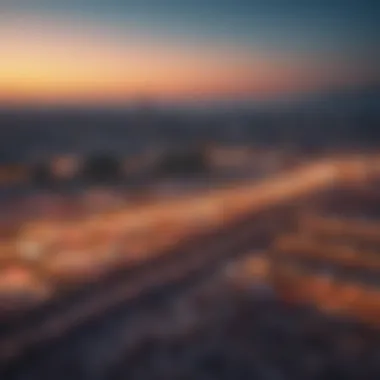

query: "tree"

left=156, top=147, right=209, bottom=177
left=82, top=153, right=122, bottom=184
left=30, top=161, right=53, bottom=188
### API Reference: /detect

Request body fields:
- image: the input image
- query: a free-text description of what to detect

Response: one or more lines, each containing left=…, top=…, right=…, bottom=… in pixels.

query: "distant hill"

left=294, top=83, right=380, bottom=111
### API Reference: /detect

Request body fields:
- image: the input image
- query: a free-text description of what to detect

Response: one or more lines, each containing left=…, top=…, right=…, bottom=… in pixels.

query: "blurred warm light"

left=0, top=14, right=360, bottom=105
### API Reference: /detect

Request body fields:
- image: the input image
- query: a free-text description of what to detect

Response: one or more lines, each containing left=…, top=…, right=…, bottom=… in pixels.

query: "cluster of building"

left=230, top=184, right=380, bottom=328
left=0, top=144, right=301, bottom=189
left=0, top=154, right=380, bottom=323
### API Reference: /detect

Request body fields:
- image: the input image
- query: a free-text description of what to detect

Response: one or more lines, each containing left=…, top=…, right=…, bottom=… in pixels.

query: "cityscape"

left=0, top=0, right=380, bottom=379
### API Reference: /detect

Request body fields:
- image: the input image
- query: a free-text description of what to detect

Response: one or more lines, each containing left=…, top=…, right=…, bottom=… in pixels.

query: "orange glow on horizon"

left=0, top=14, right=362, bottom=105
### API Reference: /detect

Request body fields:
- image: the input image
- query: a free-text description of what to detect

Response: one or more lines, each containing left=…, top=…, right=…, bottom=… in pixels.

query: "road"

left=0, top=202, right=295, bottom=378
left=1, top=155, right=379, bottom=378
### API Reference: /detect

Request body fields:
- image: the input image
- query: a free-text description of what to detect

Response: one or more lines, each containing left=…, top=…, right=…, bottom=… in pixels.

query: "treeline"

left=1, top=95, right=380, bottom=163
left=2, top=147, right=211, bottom=188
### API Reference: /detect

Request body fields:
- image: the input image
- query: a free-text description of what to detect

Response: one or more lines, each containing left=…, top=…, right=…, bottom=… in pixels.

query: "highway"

left=0, top=202, right=294, bottom=378
left=1, top=155, right=379, bottom=378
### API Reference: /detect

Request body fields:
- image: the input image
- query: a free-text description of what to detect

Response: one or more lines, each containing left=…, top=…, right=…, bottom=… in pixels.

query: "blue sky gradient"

left=1, top=0, right=379, bottom=104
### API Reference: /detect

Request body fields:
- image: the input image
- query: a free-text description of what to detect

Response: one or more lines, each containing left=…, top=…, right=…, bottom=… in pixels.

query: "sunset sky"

left=0, top=0, right=379, bottom=106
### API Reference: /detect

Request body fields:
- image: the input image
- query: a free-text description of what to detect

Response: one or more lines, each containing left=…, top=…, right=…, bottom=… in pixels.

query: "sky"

left=0, top=0, right=379, bottom=106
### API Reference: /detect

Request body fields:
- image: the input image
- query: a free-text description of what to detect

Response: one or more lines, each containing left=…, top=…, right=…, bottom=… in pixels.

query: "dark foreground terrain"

left=3, top=270, right=380, bottom=380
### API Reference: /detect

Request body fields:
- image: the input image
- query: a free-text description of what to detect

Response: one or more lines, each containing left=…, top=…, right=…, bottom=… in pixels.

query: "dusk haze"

left=0, top=2, right=380, bottom=379
left=1, top=0, right=379, bottom=106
